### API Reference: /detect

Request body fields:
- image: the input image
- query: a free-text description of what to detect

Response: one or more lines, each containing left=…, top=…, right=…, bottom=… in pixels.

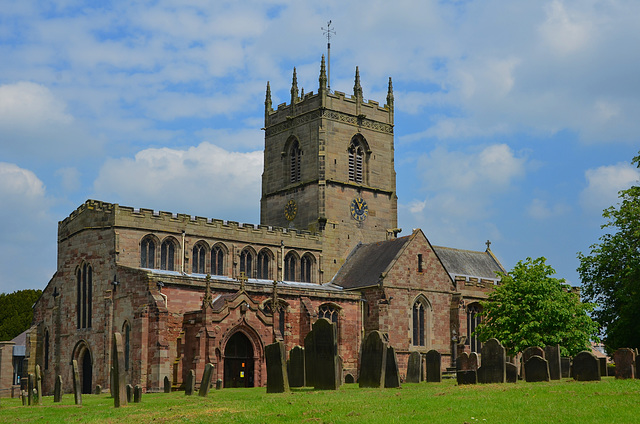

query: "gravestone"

left=425, top=350, right=442, bottom=383
left=21, top=390, right=27, bottom=406
left=359, top=331, right=387, bottom=388
left=27, top=373, right=34, bottom=405
left=523, top=346, right=545, bottom=362
left=95, top=384, right=102, bottom=395
left=456, top=351, right=469, bottom=371
left=385, top=346, right=401, bottom=388
left=311, top=318, right=340, bottom=390
left=561, top=356, right=571, bottom=378
left=126, top=384, right=133, bottom=403
left=112, top=332, right=127, bottom=407
left=134, top=385, right=142, bottom=403
left=506, top=362, right=518, bottom=383
left=345, top=374, right=355, bottom=384
left=265, top=340, right=290, bottom=393
left=456, top=370, right=477, bottom=385
left=35, top=365, right=42, bottom=405
left=468, top=352, right=479, bottom=371
left=72, top=360, right=82, bottom=405
left=524, top=356, right=550, bottom=382
left=304, top=331, right=316, bottom=387
left=613, top=348, right=635, bottom=379
left=288, top=345, right=305, bottom=387
left=185, top=369, right=195, bottom=395
left=216, top=379, right=223, bottom=390
left=406, top=351, right=422, bottom=383
left=572, top=351, right=601, bottom=381
left=164, top=376, right=171, bottom=393
left=478, top=338, right=506, bottom=384
left=54, top=375, right=63, bottom=402
left=199, top=363, right=214, bottom=397
left=599, top=358, right=607, bottom=376
left=544, top=345, right=561, bottom=380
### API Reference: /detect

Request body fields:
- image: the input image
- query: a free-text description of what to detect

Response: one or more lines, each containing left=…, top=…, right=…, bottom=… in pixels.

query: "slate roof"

left=432, top=246, right=505, bottom=281
left=331, top=234, right=413, bottom=289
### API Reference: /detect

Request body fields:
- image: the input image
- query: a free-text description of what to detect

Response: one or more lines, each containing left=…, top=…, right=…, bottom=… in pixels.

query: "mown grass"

left=2, top=377, right=640, bottom=423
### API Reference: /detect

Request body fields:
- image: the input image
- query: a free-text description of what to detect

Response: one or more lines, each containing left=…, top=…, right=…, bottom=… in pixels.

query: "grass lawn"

left=2, top=377, right=640, bottom=423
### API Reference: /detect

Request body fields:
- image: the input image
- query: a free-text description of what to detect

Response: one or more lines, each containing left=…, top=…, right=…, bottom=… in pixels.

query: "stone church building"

left=28, top=57, right=505, bottom=394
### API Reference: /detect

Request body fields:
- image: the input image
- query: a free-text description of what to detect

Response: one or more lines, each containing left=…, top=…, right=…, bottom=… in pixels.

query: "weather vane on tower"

left=322, top=20, right=336, bottom=91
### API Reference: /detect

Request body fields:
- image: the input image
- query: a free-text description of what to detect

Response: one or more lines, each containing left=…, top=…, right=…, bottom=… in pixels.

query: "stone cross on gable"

left=486, top=240, right=492, bottom=250
left=238, top=272, right=248, bottom=292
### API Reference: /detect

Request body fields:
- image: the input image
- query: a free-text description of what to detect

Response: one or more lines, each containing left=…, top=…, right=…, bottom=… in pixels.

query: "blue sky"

left=1, top=0, right=639, bottom=293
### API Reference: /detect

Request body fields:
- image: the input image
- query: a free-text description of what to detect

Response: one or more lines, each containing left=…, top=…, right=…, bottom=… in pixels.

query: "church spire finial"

left=265, top=81, right=272, bottom=123
left=291, top=67, right=299, bottom=104
left=386, top=77, right=394, bottom=108
left=319, top=55, right=327, bottom=93
left=354, top=66, right=363, bottom=99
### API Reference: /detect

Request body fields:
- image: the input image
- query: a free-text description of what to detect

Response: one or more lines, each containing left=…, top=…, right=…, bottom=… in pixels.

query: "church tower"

left=261, top=57, right=398, bottom=279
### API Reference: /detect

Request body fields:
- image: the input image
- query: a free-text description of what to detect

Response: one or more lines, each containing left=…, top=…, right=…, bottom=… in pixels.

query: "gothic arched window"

left=257, top=249, right=271, bottom=280
left=192, top=242, right=207, bottom=274
left=76, top=263, right=93, bottom=329
left=240, top=248, right=254, bottom=278
left=467, top=303, right=483, bottom=353
left=211, top=244, right=225, bottom=276
left=160, top=238, right=176, bottom=271
left=412, top=296, right=431, bottom=347
left=318, top=303, right=339, bottom=324
left=348, top=138, right=365, bottom=183
left=284, top=252, right=298, bottom=281
left=140, top=236, right=155, bottom=268
left=301, top=254, right=314, bottom=283
left=290, top=140, right=302, bottom=183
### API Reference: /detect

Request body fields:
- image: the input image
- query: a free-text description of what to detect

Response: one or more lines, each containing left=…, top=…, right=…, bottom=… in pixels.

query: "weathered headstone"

left=27, top=373, right=34, bottom=405
left=525, top=356, right=550, bottom=382
left=185, top=369, right=195, bottom=395
left=95, top=384, right=102, bottom=395
left=311, top=318, right=340, bottom=390
left=21, top=390, right=27, bottom=406
left=477, top=338, right=506, bottom=384
left=456, top=370, right=477, bottom=385
left=72, top=360, right=82, bottom=405
left=265, top=340, right=290, bottom=393
left=215, top=378, right=223, bottom=390
left=164, top=376, right=171, bottom=393
left=198, top=363, right=214, bottom=396
left=614, top=348, right=635, bottom=379
left=54, top=375, right=63, bottom=402
left=359, top=331, right=387, bottom=388
left=523, top=346, right=545, bottom=362
left=134, top=385, right=142, bottom=403
left=599, top=358, right=607, bottom=376
left=384, top=346, right=401, bottom=388
left=561, top=356, right=571, bottom=378
left=304, top=331, right=316, bottom=387
left=572, top=351, right=601, bottom=381
left=456, top=351, right=469, bottom=371
left=34, top=365, right=42, bottom=405
left=112, top=332, right=127, bottom=407
left=406, top=351, right=422, bottom=383
left=468, top=352, right=479, bottom=371
left=126, top=384, right=133, bottom=403
left=544, top=345, right=561, bottom=380
left=506, top=362, right=518, bottom=383
left=288, top=345, right=305, bottom=387
left=425, top=350, right=442, bottom=383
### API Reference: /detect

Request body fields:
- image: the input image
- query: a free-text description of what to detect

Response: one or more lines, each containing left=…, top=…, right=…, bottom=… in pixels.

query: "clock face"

left=284, top=199, right=297, bottom=221
left=350, top=197, right=368, bottom=221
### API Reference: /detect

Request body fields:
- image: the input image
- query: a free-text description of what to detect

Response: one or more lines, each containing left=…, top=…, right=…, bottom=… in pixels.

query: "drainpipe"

left=181, top=231, right=186, bottom=274
left=280, top=240, right=285, bottom=281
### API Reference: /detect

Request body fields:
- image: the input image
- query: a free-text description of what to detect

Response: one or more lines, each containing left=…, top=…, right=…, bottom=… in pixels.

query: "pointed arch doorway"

left=223, top=332, right=254, bottom=388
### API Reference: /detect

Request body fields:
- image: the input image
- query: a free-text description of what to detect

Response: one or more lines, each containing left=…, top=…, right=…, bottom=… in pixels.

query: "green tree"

left=578, top=152, right=640, bottom=353
left=475, top=257, right=598, bottom=356
left=0, top=289, right=42, bottom=341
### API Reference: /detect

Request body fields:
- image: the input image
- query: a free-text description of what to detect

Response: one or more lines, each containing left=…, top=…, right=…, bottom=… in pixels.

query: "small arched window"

left=301, top=254, right=314, bottom=283
left=318, top=303, right=339, bottom=324
left=141, top=237, right=156, bottom=268
left=192, top=243, right=207, bottom=274
left=211, top=244, right=225, bottom=276
left=284, top=252, right=297, bottom=281
left=257, top=249, right=271, bottom=280
left=76, top=263, right=93, bottom=329
left=412, top=296, right=431, bottom=347
left=348, top=138, right=365, bottom=183
left=467, top=303, right=483, bottom=353
left=240, top=249, right=254, bottom=278
left=160, top=239, right=176, bottom=271
left=290, top=140, right=302, bottom=183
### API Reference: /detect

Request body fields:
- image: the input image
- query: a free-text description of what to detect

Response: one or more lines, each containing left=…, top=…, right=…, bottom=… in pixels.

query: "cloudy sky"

left=1, top=0, right=639, bottom=294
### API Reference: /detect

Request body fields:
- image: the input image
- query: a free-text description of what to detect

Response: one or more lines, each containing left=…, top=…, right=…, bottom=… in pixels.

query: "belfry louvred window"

left=76, top=263, right=92, bottom=329
left=290, top=140, right=302, bottom=183
left=348, top=139, right=364, bottom=183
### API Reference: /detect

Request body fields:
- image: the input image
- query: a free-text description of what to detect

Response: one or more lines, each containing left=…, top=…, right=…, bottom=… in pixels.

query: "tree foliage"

left=0, top=289, right=42, bottom=341
left=578, top=152, right=640, bottom=353
left=475, top=257, right=598, bottom=356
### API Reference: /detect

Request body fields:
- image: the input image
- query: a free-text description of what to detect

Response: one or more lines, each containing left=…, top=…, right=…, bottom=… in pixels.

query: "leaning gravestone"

left=54, top=375, right=63, bottom=402
left=164, top=376, right=171, bottom=393
left=126, top=384, right=133, bottom=403
left=572, top=351, right=601, bottom=381
left=544, top=345, right=562, bottom=380
left=304, top=331, right=316, bottom=387
left=288, top=345, right=306, bottom=387
left=185, top=369, right=195, bottom=395
left=425, top=350, right=442, bottom=383
left=385, top=346, right=401, bottom=388
left=199, top=363, right=214, bottom=397
left=614, top=348, right=635, bottom=379
left=72, top=360, right=82, bottom=405
left=312, top=318, right=340, bottom=390
left=505, top=362, right=518, bottom=383
left=27, top=373, right=34, bottom=405
left=35, top=365, right=42, bottom=405
left=112, top=332, right=128, bottom=407
left=359, top=331, right=387, bottom=388
left=478, top=338, right=506, bottom=384
left=406, top=351, right=422, bottom=383
left=525, top=356, right=550, bottom=382
left=266, top=340, right=290, bottom=393
left=134, top=385, right=142, bottom=403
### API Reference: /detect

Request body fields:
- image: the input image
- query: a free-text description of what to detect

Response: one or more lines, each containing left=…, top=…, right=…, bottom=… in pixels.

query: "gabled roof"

left=331, top=234, right=414, bottom=289
left=432, top=246, right=505, bottom=281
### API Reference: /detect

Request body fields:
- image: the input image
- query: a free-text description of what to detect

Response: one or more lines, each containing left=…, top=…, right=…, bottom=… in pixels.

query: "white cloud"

left=539, top=0, right=591, bottom=54
left=528, top=198, right=570, bottom=220
left=580, top=162, right=640, bottom=211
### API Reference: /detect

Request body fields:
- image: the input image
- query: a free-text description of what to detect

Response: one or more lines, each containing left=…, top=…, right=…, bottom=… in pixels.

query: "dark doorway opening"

left=81, top=349, right=92, bottom=394
left=223, top=332, right=254, bottom=388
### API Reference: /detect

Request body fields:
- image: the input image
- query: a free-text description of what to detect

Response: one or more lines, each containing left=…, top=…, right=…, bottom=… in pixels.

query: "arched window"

left=76, top=263, right=93, bottom=329
left=348, top=137, right=365, bottom=183
left=44, top=329, right=50, bottom=370
left=160, top=238, right=176, bottom=271
left=301, top=254, right=314, bottom=283
left=141, top=236, right=155, bottom=268
left=412, top=296, right=430, bottom=347
left=318, top=303, right=339, bottom=325
left=290, top=140, right=302, bottom=183
left=284, top=252, right=298, bottom=281
left=211, top=244, right=225, bottom=276
left=192, top=242, right=207, bottom=274
left=257, top=249, right=271, bottom=280
left=123, top=321, right=131, bottom=371
left=240, top=249, right=254, bottom=278
left=467, top=303, right=482, bottom=353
